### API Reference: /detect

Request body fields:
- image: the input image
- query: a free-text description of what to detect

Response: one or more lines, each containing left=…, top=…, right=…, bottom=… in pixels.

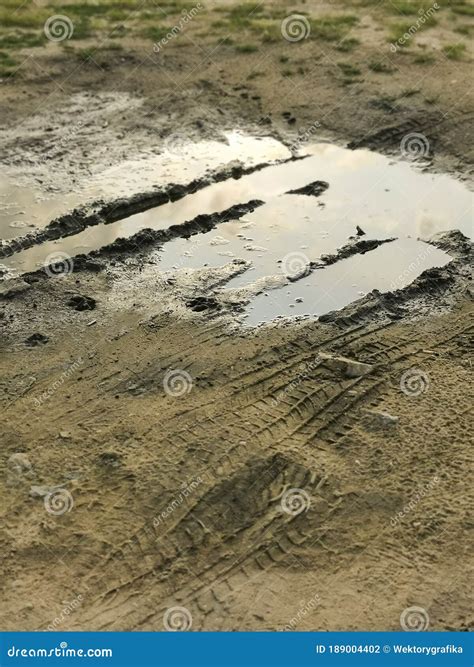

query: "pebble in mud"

left=67, top=295, right=96, bottom=311
left=24, top=333, right=48, bottom=347
left=7, top=454, right=34, bottom=486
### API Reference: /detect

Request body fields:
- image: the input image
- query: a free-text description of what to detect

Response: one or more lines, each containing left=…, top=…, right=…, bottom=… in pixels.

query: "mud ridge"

left=286, top=180, right=329, bottom=197
left=312, top=237, right=397, bottom=268
left=0, top=156, right=301, bottom=259
left=26, top=199, right=264, bottom=279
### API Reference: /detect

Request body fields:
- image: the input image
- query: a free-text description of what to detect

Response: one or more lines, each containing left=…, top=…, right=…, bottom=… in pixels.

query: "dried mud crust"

left=0, top=228, right=472, bottom=632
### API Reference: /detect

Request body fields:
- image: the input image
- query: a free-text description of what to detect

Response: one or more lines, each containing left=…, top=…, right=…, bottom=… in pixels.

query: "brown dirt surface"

left=0, top=0, right=473, bottom=633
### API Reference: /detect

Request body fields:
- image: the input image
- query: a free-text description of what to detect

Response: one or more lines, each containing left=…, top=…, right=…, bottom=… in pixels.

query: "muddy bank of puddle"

left=2, top=137, right=472, bottom=325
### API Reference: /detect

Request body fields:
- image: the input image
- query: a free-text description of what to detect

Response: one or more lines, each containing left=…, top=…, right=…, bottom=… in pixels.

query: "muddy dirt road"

left=0, top=0, right=473, bottom=633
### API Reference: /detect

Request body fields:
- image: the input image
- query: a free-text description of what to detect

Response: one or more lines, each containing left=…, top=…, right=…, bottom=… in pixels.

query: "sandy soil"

left=0, top=0, right=473, bottom=632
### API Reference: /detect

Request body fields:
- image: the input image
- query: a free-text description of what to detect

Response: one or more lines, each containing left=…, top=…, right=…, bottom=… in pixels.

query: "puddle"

left=2, top=138, right=473, bottom=325
left=0, top=132, right=289, bottom=242
left=240, top=238, right=451, bottom=326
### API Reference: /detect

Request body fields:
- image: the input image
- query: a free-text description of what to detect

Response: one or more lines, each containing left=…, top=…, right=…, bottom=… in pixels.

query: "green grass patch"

left=0, top=8, right=48, bottom=29
left=386, top=0, right=438, bottom=15
left=310, top=15, right=358, bottom=42
left=451, top=4, right=474, bottom=16
left=70, top=18, right=92, bottom=40
left=0, top=31, right=45, bottom=48
left=235, top=43, right=258, bottom=52
left=247, top=70, right=264, bottom=79
left=388, top=21, right=417, bottom=45
left=0, top=50, right=16, bottom=66
left=443, top=41, right=467, bottom=59
left=227, top=3, right=266, bottom=19
left=336, top=37, right=360, bottom=52
left=454, top=24, right=474, bottom=35
left=143, top=25, right=174, bottom=42
left=400, top=87, right=420, bottom=97
left=413, top=51, right=435, bottom=63
left=0, top=49, right=17, bottom=77
left=369, top=60, right=395, bottom=72
left=338, top=61, right=361, bottom=76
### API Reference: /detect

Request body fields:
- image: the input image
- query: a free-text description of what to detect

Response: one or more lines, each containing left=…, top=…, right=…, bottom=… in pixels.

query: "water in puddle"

left=0, top=133, right=289, bottom=241
left=2, top=138, right=472, bottom=325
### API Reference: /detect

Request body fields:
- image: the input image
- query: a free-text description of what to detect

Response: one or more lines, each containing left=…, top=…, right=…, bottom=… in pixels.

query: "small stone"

left=29, top=485, right=55, bottom=498
left=8, top=453, right=33, bottom=475
left=67, top=295, right=96, bottom=311
left=318, top=352, right=373, bottom=378
left=362, top=409, right=399, bottom=428
left=24, top=333, right=48, bottom=347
